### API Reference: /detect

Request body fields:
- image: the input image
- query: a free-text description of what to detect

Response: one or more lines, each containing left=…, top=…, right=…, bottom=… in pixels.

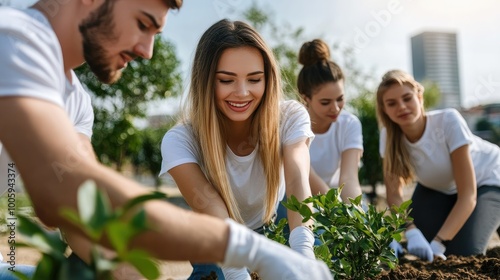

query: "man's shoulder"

left=0, top=7, right=55, bottom=44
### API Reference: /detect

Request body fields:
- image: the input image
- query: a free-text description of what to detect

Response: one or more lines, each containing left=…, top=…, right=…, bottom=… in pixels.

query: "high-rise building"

left=411, top=32, right=461, bottom=108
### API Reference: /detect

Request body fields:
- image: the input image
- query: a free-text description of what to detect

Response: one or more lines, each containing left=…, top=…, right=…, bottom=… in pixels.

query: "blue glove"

left=430, top=240, right=447, bottom=260
left=405, top=228, right=433, bottom=261
left=389, top=239, right=404, bottom=258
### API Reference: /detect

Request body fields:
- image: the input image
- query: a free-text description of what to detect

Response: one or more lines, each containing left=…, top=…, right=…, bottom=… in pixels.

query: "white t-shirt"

left=310, top=110, right=363, bottom=188
left=0, top=8, right=94, bottom=194
left=380, top=109, right=500, bottom=194
left=159, top=100, right=314, bottom=229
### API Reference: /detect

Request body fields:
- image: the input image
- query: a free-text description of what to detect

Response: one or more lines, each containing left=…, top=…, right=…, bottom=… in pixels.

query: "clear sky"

left=10, top=0, right=500, bottom=111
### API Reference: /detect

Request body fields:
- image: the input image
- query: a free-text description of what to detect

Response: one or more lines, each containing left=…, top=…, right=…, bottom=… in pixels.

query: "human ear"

left=301, top=94, right=311, bottom=105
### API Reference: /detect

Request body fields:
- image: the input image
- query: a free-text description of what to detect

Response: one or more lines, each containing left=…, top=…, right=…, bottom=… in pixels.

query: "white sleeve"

left=0, top=19, right=64, bottom=107
left=442, top=109, right=473, bottom=153
left=67, top=71, right=94, bottom=138
left=280, top=100, right=315, bottom=146
left=71, top=92, right=94, bottom=139
left=159, top=125, right=201, bottom=178
left=379, top=127, right=387, bottom=158
left=340, top=114, right=363, bottom=152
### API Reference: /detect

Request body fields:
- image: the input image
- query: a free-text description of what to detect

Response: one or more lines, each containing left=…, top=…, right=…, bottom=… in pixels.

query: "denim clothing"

left=0, top=264, right=35, bottom=280
left=0, top=253, right=93, bottom=280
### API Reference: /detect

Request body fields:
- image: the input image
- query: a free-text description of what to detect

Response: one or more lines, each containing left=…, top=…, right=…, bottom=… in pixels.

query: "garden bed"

left=371, top=247, right=500, bottom=279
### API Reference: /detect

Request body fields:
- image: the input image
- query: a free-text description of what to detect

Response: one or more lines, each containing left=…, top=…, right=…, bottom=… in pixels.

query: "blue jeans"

left=0, top=263, right=35, bottom=280
left=188, top=225, right=267, bottom=280
left=0, top=253, right=93, bottom=280
left=276, top=197, right=323, bottom=246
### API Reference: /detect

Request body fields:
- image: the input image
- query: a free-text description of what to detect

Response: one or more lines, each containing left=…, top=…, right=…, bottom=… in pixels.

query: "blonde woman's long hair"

left=183, top=19, right=282, bottom=224
left=375, top=70, right=425, bottom=186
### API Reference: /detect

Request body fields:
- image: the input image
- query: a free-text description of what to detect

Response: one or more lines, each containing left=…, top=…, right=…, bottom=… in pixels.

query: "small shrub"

left=15, top=180, right=168, bottom=280
left=266, top=186, right=411, bottom=280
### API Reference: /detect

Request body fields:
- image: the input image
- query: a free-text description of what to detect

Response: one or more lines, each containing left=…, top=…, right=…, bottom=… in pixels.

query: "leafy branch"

left=15, top=181, right=167, bottom=280
left=266, top=186, right=411, bottom=280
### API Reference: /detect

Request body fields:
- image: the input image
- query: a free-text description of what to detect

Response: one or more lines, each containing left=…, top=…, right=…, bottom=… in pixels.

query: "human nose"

left=330, top=102, right=340, bottom=112
left=134, top=34, right=155, bottom=60
left=234, top=82, right=249, bottom=97
left=396, top=100, right=406, bottom=110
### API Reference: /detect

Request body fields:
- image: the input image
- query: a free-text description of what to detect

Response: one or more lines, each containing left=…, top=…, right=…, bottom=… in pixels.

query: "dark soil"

left=202, top=247, right=500, bottom=279
left=371, top=247, right=500, bottom=280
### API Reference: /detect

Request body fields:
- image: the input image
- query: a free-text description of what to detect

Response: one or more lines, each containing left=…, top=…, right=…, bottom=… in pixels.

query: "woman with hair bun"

left=297, top=39, right=365, bottom=201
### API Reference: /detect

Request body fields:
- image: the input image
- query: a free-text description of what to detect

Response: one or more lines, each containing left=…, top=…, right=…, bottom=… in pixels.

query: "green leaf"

left=107, top=221, right=141, bottom=255
left=124, top=250, right=160, bottom=280
left=78, top=180, right=99, bottom=224
left=32, top=255, right=58, bottom=280
left=77, top=180, right=112, bottom=238
left=17, top=216, right=67, bottom=257
left=59, top=208, right=83, bottom=228
left=57, top=256, right=96, bottom=280
left=130, top=208, right=149, bottom=231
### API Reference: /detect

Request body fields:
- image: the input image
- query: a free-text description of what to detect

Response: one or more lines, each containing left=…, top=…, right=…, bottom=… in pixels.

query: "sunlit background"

left=7, top=0, right=500, bottom=111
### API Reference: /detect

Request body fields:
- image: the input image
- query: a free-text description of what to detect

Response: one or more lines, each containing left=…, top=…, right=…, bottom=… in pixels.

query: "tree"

left=243, top=3, right=305, bottom=99
left=130, top=120, right=177, bottom=187
left=421, top=80, right=441, bottom=109
left=75, top=37, right=182, bottom=171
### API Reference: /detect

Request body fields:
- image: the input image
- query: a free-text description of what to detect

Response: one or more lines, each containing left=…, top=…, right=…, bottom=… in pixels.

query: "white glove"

left=406, top=228, right=433, bottom=261
left=389, top=239, right=404, bottom=258
left=430, top=240, right=447, bottom=260
left=222, top=219, right=332, bottom=280
left=221, top=267, right=251, bottom=280
left=289, top=226, right=316, bottom=259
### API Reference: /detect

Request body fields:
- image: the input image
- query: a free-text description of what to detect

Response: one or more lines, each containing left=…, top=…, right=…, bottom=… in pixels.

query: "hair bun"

left=298, top=39, right=331, bottom=66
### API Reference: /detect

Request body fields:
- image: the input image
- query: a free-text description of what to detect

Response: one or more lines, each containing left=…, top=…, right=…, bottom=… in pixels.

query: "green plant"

left=268, top=187, right=411, bottom=280
left=15, top=180, right=168, bottom=280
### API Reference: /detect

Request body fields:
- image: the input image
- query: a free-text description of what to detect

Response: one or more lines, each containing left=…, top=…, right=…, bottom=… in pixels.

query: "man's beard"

left=79, top=0, right=121, bottom=84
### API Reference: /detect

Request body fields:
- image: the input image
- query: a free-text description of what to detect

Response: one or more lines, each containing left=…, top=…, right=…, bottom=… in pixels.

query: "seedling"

left=266, top=186, right=411, bottom=280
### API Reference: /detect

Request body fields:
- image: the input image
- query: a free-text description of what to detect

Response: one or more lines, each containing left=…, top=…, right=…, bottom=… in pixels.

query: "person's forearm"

left=309, top=167, right=330, bottom=195
left=437, top=196, right=476, bottom=241
left=384, top=176, right=404, bottom=210
left=339, top=177, right=362, bottom=202
left=28, top=161, right=229, bottom=263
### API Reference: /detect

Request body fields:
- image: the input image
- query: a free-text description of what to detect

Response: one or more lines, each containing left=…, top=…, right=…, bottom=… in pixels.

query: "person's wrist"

left=404, top=221, right=416, bottom=230
left=433, top=234, right=451, bottom=247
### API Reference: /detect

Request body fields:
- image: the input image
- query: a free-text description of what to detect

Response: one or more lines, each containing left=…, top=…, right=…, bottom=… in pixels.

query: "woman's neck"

left=226, top=120, right=256, bottom=156
left=311, top=119, right=331, bottom=134
left=401, top=115, right=426, bottom=143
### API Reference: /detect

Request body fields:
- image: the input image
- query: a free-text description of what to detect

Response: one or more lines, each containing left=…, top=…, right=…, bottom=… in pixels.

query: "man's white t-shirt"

left=310, top=111, right=363, bottom=189
left=0, top=7, right=94, bottom=194
left=380, top=109, right=500, bottom=194
left=159, top=100, right=314, bottom=229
